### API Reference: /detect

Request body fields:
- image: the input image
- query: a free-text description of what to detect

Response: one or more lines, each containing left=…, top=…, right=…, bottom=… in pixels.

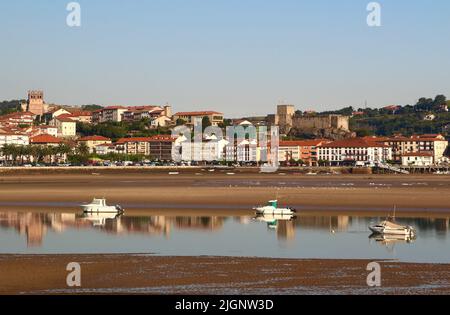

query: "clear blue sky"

left=1, top=0, right=449, bottom=117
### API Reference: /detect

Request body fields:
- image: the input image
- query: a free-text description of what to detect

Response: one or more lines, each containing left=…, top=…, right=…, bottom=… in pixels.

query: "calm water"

left=1, top=210, right=450, bottom=263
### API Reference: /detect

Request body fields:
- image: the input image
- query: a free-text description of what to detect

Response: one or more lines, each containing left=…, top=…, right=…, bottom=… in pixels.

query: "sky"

left=1, top=0, right=449, bottom=117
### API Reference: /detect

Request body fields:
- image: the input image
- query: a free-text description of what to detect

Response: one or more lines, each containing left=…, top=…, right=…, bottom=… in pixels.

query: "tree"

left=176, top=118, right=186, bottom=126
left=202, top=116, right=212, bottom=132
left=76, top=142, right=90, bottom=156
left=81, top=104, right=103, bottom=111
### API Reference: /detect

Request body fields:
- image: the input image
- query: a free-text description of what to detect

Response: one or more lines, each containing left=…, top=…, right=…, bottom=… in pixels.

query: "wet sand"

left=1, top=255, right=450, bottom=295
left=0, top=172, right=448, bottom=214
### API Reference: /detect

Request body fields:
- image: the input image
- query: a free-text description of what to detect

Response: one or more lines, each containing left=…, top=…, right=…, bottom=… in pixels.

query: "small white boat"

left=369, top=220, right=416, bottom=236
left=253, top=200, right=296, bottom=215
left=81, top=198, right=124, bottom=213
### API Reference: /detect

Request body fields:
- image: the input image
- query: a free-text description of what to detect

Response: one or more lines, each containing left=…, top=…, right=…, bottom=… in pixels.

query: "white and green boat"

left=253, top=200, right=296, bottom=215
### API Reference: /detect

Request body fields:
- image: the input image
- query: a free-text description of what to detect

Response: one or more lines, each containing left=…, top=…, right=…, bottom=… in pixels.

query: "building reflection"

left=0, top=211, right=449, bottom=248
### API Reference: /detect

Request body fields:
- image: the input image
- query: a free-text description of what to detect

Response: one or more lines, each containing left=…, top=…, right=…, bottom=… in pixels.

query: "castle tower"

left=163, top=104, right=172, bottom=118
left=276, top=104, right=295, bottom=134
left=25, top=90, right=46, bottom=116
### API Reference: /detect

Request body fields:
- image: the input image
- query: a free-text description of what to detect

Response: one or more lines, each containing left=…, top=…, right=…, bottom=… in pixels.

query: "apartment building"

left=278, top=139, right=329, bottom=166
left=0, top=111, right=35, bottom=128
left=383, top=134, right=448, bottom=164
left=401, top=152, right=434, bottom=166
left=51, top=116, right=77, bottom=138
left=0, top=128, right=30, bottom=146
left=78, top=135, right=112, bottom=153
left=173, top=111, right=224, bottom=127
left=317, top=138, right=392, bottom=166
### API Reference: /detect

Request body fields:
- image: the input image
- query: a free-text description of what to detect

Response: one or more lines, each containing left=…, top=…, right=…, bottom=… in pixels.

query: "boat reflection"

left=369, top=233, right=416, bottom=244
left=79, top=212, right=123, bottom=227
left=253, top=214, right=297, bottom=240
left=0, top=210, right=449, bottom=249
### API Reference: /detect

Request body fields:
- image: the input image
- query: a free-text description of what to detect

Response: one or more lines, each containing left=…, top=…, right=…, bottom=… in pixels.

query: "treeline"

left=0, top=100, right=24, bottom=115
left=77, top=120, right=172, bottom=141
left=316, top=95, right=450, bottom=137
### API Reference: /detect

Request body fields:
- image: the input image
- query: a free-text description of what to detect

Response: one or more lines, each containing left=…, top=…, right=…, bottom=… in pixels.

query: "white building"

left=0, top=129, right=29, bottom=147
left=401, top=152, right=434, bottom=166
left=51, top=116, right=77, bottom=138
left=317, top=138, right=392, bottom=166
left=181, top=136, right=229, bottom=162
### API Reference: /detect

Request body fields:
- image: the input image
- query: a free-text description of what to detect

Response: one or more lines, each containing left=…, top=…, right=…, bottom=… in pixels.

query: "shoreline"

left=1, top=254, right=450, bottom=295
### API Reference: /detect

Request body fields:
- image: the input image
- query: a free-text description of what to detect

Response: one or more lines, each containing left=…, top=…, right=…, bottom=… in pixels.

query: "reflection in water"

left=253, top=214, right=297, bottom=240
left=369, top=233, right=416, bottom=253
left=0, top=211, right=450, bottom=261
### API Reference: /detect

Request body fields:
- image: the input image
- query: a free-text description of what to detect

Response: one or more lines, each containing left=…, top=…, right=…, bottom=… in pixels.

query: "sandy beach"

left=0, top=171, right=448, bottom=214
left=0, top=254, right=449, bottom=295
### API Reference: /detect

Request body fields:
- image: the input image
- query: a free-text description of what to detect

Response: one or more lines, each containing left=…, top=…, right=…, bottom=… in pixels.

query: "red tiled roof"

left=0, top=111, right=35, bottom=119
left=70, top=111, right=93, bottom=117
left=320, top=138, right=389, bottom=148
left=78, top=135, right=111, bottom=142
left=175, top=111, right=223, bottom=116
left=116, top=135, right=176, bottom=144
left=148, top=135, right=176, bottom=142
left=30, top=134, right=62, bottom=144
left=402, top=152, right=434, bottom=157
left=104, top=106, right=127, bottom=110
left=116, top=137, right=153, bottom=144
left=387, top=134, right=447, bottom=142
left=279, top=140, right=328, bottom=147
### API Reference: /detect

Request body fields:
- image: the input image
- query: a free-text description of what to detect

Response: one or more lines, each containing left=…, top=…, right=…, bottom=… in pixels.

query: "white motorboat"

left=369, top=220, right=416, bottom=236
left=81, top=198, right=124, bottom=213
left=253, top=200, right=296, bottom=215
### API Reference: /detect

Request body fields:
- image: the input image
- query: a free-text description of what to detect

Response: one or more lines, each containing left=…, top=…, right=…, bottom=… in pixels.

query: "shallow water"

left=1, top=209, right=450, bottom=263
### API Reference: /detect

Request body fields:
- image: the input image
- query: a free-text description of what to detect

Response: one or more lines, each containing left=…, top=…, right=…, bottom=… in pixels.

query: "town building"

left=30, top=134, right=63, bottom=147
left=383, top=134, right=448, bottom=164
left=279, top=139, right=330, bottom=166
left=181, top=136, right=229, bottom=162
left=20, top=90, right=49, bottom=116
left=173, top=111, right=224, bottom=127
left=148, top=135, right=177, bottom=161
left=401, top=152, right=434, bottom=166
left=150, top=115, right=172, bottom=128
left=0, top=111, right=35, bottom=128
left=44, top=108, right=72, bottom=122
left=95, top=143, right=117, bottom=155
left=77, top=135, right=112, bottom=153
left=92, top=105, right=172, bottom=124
left=0, top=128, right=29, bottom=147
left=51, top=115, right=77, bottom=138
left=25, top=125, right=59, bottom=138
left=116, top=137, right=152, bottom=156
left=317, top=138, right=392, bottom=166
left=115, top=135, right=180, bottom=160
left=68, top=111, right=93, bottom=124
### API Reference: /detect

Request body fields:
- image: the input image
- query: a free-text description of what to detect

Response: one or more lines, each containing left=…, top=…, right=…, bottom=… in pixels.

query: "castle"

left=273, top=104, right=352, bottom=139
left=21, top=90, right=49, bottom=116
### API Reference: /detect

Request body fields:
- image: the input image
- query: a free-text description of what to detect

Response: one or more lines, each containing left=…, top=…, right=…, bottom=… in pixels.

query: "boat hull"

left=369, top=226, right=415, bottom=236
left=81, top=205, right=123, bottom=213
left=254, top=207, right=294, bottom=215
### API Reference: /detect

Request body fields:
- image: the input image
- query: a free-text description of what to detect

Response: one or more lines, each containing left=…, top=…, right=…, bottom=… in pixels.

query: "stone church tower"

left=21, top=90, right=48, bottom=116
